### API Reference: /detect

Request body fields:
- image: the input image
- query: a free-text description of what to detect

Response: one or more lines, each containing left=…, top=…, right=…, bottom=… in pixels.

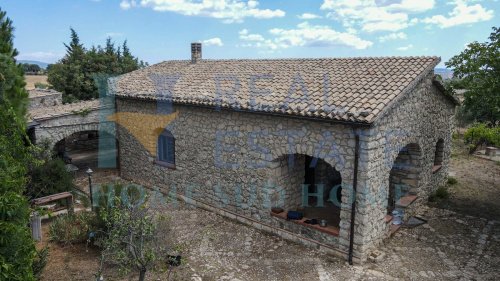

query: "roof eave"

left=114, top=94, right=373, bottom=127
left=432, top=77, right=461, bottom=106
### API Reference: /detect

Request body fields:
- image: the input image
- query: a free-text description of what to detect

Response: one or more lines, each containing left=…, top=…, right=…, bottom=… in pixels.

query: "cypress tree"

left=0, top=8, right=36, bottom=281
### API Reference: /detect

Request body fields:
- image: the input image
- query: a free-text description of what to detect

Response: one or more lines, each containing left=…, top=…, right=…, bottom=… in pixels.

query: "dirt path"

left=439, top=138, right=500, bottom=220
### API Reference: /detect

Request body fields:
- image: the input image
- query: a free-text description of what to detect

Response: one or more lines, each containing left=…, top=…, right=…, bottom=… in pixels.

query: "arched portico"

left=387, top=142, right=422, bottom=212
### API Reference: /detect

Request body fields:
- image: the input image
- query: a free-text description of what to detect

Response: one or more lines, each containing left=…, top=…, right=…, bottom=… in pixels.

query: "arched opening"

left=269, top=154, right=342, bottom=229
left=434, top=138, right=444, bottom=167
left=53, top=130, right=119, bottom=174
left=388, top=143, right=422, bottom=213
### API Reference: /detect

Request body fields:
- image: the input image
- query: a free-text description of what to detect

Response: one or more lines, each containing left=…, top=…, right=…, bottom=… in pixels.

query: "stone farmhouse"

left=109, top=44, right=459, bottom=262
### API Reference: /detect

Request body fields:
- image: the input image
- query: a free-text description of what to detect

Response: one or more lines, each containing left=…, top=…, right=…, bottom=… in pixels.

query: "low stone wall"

left=28, top=90, right=62, bottom=109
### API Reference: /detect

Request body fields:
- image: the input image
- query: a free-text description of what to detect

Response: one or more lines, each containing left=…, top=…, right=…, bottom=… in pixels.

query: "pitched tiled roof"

left=112, top=57, right=441, bottom=124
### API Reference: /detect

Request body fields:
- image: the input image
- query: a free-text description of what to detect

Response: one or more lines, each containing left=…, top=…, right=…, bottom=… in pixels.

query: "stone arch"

left=267, top=152, right=344, bottom=229
left=269, top=143, right=348, bottom=183
left=434, top=138, right=444, bottom=166
left=50, top=122, right=116, bottom=147
left=387, top=142, right=422, bottom=212
left=49, top=122, right=119, bottom=169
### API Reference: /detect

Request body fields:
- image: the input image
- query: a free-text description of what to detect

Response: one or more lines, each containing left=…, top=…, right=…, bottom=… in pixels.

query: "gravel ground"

left=41, top=142, right=500, bottom=281
left=150, top=200, right=500, bottom=281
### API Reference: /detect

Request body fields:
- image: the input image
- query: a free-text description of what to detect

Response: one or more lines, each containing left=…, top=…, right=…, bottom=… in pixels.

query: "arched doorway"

left=53, top=130, right=119, bottom=173
left=268, top=154, right=342, bottom=228
left=388, top=143, right=422, bottom=213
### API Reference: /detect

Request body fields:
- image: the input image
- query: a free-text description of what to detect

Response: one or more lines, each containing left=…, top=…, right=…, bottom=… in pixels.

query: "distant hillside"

left=18, top=60, right=49, bottom=69
left=434, top=68, right=454, bottom=80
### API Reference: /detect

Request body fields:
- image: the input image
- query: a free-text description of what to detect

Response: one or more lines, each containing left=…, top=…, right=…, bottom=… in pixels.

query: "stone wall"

left=28, top=91, right=62, bottom=109
left=33, top=106, right=116, bottom=148
left=115, top=98, right=358, bottom=257
left=34, top=111, right=115, bottom=147
left=388, top=143, right=422, bottom=210
left=266, top=154, right=305, bottom=210
left=353, top=72, right=456, bottom=258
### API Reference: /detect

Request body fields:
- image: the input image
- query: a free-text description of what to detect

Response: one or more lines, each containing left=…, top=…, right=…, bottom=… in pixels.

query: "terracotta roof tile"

left=112, top=57, right=440, bottom=124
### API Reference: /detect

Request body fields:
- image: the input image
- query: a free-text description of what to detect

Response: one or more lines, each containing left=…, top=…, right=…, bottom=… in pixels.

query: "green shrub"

left=429, top=187, right=450, bottom=202
left=34, top=82, right=49, bottom=89
left=49, top=212, right=97, bottom=245
left=464, top=123, right=500, bottom=153
left=97, top=197, right=171, bottom=281
left=26, top=140, right=75, bottom=199
left=94, top=182, right=145, bottom=211
left=447, top=177, right=458, bottom=185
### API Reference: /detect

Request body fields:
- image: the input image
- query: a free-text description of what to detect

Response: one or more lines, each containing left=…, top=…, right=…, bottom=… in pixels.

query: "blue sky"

left=1, top=0, right=498, bottom=67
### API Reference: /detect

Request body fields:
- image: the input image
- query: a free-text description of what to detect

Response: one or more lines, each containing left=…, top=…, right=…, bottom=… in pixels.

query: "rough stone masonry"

left=110, top=54, right=458, bottom=262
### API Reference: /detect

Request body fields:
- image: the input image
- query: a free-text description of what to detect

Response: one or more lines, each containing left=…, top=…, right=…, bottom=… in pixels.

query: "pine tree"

left=0, top=9, right=28, bottom=117
left=0, top=8, right=36, bottom=281
left=64, top=27, right=85, bottom=63
left=48, top=29, right=146, bottom=102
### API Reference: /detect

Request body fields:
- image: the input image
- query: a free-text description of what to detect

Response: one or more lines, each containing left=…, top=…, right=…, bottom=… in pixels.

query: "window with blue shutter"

left=156, top=129, right=175, bottom=168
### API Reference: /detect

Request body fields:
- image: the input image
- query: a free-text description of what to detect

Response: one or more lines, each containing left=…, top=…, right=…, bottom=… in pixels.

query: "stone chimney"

left=191, top=42, right=202, bottom=63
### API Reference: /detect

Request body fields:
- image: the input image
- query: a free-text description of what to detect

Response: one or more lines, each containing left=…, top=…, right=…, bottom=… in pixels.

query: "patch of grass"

left=33, top=246, right=49, bottom=280
left=429, top=187, right=450, bottom=202
left=447, top=177, right=458, bottom=185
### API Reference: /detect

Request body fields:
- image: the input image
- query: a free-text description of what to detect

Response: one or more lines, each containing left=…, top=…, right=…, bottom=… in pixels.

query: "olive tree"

left=97, top=196, right=171, bottom=281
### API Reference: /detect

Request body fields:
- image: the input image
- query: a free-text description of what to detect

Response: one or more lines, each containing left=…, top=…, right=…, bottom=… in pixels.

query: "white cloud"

left=321, top=0, right=435, bottom=32
left=239, top=22, right=373, bottom=51
left=239, top=29, right=265, bottom=41
left=120, top=0, right=136, bottom=10
left=422, top=0, right=494, bottom=28
left=384, top=0, right=436, bottom=13
left=238, top=29, right=279, bottom=50
left=397, top=44, right=413, bottom=51
left=298, top=13, right=322, bottom=20
left=120, top=0, right=285, bottom=23
left=378, top=32, right=407, bottom=42
left=17, top=51, right=64, bottom=63
left=203, top=37, right=224, bottom=46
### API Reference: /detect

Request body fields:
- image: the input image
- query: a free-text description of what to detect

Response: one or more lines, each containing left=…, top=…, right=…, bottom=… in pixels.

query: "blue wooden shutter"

left=166, top=137, right=175, bottom=164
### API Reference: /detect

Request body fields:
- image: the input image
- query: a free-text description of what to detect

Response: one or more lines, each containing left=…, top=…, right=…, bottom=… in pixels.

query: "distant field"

left=25, top=75, right=48, bottom=90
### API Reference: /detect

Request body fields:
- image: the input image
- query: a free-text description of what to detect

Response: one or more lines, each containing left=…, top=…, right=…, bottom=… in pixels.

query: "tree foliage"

left=26, top=141, right=75, bottom=199
left=98, top=196, right=170, bottom=281
left=464, top=123, right=500, bottom=153
left=21, top=63, right=42, bottom=74
left=48, top=28, right=147, bottom=102
left=445, top=27, right=500, bottom=125
left=0, top=9, right=28, bottom=118
left=0, top=8, right=35, bottom=280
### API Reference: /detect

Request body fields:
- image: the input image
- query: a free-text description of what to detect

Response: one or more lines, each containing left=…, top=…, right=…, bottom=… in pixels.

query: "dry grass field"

left=25, top=75, right=48, bottom=89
